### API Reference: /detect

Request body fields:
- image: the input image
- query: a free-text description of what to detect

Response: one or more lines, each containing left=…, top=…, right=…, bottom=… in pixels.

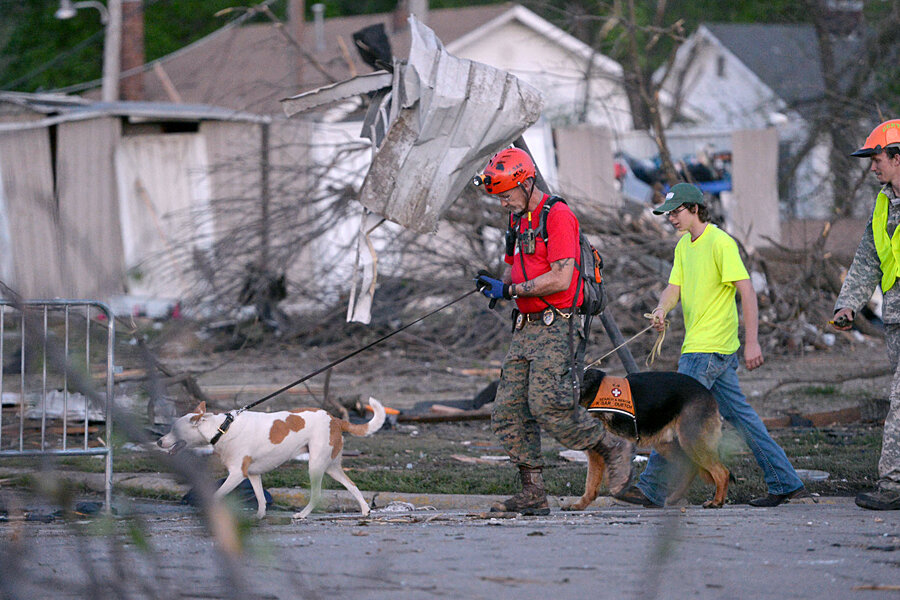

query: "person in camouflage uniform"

left=834, top=119, right=900, bottom=511
left=473, top=148, right=634, bottom=515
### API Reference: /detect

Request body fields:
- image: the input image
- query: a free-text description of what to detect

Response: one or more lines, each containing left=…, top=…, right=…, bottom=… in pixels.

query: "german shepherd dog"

left=566, top=368, right=729, bottom=509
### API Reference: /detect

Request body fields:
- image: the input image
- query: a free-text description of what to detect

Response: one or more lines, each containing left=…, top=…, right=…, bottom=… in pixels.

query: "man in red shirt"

left=474, top=148, right=634, bottom=514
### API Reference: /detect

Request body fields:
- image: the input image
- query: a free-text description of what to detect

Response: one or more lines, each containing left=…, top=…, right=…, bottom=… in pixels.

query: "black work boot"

left=490, top=466, right=551, bottom=515
left=592, top=429, right=635, bottom=496
left=749, top=486, right=811, bottom=507
left=855, top=487, right=900, bottom=510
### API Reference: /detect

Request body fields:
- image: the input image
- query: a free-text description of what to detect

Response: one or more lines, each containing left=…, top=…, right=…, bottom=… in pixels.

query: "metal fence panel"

left=0, top=300, right=115, bottom=511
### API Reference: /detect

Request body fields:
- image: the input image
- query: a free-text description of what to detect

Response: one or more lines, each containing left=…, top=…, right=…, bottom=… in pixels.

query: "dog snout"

left=166, top=440, right=187, bottom=455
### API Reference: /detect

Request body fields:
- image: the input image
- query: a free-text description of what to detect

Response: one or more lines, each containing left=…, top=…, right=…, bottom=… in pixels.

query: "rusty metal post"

left=599, top=310, right=640, bottom=374
left=512, top=136, right=549, bottom=193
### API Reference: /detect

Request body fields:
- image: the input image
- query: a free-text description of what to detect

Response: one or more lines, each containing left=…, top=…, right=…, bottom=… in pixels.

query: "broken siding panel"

left=555, top=126, right=618, bottom=211
left=114, top=133, right=213, bottom=298
left=57, top=117, right=125, bottom=297
left=0, top=128, right=64, bottom=298
left=200, top=120, right=262, bottom=243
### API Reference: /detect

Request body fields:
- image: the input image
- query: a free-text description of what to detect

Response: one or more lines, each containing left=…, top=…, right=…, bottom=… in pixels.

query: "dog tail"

left=342, top=397, right=386, bottom=437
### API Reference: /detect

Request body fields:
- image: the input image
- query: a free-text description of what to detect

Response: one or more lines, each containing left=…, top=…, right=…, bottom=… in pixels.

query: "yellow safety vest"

left=872, top=191, right=900, bottom=292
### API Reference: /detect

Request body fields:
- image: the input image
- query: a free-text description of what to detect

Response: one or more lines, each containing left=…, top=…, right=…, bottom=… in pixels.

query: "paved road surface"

left=2, top=494, right=898, bottom=600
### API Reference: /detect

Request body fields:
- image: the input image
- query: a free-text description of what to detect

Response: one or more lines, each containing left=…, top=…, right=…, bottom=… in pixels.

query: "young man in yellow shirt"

left=618, top=183, right=807, bottom=507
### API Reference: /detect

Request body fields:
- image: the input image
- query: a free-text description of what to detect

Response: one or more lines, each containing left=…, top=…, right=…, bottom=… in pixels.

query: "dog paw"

left=702, top=500, right=723, bottom=509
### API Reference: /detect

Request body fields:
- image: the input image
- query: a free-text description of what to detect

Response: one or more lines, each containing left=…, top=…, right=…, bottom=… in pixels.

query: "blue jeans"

left=638, top=352, right=804, bottom=505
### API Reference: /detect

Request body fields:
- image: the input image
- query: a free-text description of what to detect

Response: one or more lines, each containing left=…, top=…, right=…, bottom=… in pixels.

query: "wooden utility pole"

left=102, top=0, right=122, bottom=102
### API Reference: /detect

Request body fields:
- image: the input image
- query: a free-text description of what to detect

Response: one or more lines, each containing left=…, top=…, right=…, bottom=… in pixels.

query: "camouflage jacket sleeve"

left=835, top=219, right=880, bottom=314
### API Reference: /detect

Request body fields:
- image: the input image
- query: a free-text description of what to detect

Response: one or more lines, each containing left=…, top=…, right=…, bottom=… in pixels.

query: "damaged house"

left=0, top=2, right=637, bottom=315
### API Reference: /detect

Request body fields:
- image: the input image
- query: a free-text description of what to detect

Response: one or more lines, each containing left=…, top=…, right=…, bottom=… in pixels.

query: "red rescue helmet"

left=473, top=148, right=535, bottom=194
left=851, top=119, right=900, bottom=157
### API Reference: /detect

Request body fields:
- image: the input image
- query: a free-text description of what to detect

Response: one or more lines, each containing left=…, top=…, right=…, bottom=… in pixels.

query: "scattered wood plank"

left=457, top=368, right=502, bottom=377
left=450, top=454, right=508, bottom=465
left=398, top=410, right=491, bottom=423
left=429, top=404, right=466, bottom=415
left=762, top=406, right=862, bottom=428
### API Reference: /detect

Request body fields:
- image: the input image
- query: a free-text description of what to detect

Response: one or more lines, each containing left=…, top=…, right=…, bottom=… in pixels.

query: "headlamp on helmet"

left=474, top=148, right=536, bottom=194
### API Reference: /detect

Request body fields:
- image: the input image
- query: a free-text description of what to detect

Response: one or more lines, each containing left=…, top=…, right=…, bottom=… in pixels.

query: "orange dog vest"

left=587, top=376, right=636, bottom=419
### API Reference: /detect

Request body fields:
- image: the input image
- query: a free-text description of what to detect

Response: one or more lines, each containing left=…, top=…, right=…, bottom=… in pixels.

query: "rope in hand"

left=583, top=313, right=669, bottom=370
left=644, top=313, right=668, bottom=366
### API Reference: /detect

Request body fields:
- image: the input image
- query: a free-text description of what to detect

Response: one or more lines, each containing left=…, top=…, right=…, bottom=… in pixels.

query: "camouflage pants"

left=879, top=324, right=900, bottom=492
left=492, top=314, right=605, bottom=468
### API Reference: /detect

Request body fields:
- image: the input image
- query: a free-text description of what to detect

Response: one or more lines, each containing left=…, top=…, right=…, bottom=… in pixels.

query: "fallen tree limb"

left=759, top=365, right=893, bottom=401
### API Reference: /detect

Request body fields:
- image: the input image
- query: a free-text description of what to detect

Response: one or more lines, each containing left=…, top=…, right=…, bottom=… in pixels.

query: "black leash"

left=233, top=288, right=479, bottom=416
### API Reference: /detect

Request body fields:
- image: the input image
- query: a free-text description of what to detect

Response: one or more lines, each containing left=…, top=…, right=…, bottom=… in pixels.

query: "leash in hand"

left=828, top=315, right=851, bottom=328
left=584, top=313, right=668, bottom=370
left=237, top=288, right=479, bottom=414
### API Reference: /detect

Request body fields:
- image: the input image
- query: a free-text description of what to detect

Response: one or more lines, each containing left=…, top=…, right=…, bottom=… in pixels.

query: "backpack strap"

left=537, top=195, right=566, bottom=242
left=504, top=212, right=517, bottom=258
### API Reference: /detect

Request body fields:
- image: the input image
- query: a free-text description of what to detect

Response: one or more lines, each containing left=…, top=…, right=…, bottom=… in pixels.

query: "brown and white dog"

left=157, top=398, right=385, bottom=519
left=567, top=368, right=729, bottom=509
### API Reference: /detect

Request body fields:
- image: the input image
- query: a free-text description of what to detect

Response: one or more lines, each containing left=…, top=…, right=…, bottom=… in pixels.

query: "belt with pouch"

left=513, top=308, right=574, bottom=330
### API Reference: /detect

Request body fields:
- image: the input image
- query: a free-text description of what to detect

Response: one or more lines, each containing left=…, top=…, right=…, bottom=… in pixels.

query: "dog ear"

left=189, top=402, right=207, bottom=424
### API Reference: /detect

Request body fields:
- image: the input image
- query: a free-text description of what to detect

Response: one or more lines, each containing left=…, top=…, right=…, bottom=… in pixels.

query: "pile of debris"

left=251, top=199, right=876, bottom=378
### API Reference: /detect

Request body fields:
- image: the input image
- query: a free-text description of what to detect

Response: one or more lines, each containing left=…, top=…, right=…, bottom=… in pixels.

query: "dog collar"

left=209, top=412, right=234, bottom=446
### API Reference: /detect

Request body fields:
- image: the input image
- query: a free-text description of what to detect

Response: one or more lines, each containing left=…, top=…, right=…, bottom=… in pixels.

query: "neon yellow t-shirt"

left=669, top=224, right=750, bottom=354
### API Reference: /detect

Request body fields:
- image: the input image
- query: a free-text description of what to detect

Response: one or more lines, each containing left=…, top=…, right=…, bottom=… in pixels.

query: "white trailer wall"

left=0, top=128, right=64, bottom=297
left=57, top=117, right=125, bottom=297
left=114, top=133, right=213, bottom=298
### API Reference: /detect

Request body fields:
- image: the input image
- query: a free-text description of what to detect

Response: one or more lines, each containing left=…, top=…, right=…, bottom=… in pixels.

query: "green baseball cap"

left=652, top=182, right=704, bottom=214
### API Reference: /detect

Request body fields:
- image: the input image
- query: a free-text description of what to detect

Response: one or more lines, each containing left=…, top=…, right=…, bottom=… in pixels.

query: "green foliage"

left=526, top=0, right=811, bottom=73
left=126, top=520, right=153, bottom=552
left=0, top=2, right=107, bottom=91
left=142, top=0, right=264, bottom=63
left=0, top=0, right=508, bottom=93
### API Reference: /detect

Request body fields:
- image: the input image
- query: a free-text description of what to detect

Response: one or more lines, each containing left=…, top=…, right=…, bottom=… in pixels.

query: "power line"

left=3, top=30, right=104, bottom=91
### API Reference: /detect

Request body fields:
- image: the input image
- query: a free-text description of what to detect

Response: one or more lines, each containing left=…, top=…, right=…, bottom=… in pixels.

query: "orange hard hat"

left=851, top=119, right=900, bottom=157
left=472, top=148, right=535, bottom=194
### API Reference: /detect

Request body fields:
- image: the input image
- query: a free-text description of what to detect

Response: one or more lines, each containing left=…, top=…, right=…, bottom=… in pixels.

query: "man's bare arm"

left=514, top=258, right=575, bottom=297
